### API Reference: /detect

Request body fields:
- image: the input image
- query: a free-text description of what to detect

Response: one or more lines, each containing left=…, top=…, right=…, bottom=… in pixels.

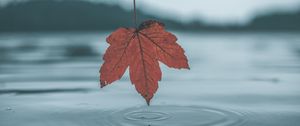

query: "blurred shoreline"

left=0, top=0, right=299, bottom=33
left=1, top=31, right=300, bottom=36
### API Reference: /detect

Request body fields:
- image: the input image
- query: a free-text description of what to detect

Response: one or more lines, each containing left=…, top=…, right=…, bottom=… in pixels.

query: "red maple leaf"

left=100, top=20, right=189, bottom=105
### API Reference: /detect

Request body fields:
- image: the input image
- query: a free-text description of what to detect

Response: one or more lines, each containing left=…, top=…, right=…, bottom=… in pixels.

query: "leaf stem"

left=133, top=0, right=137, bottom=28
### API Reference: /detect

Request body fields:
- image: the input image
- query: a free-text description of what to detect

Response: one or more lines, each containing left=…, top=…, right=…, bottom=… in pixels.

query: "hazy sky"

left=114, top=0, right=300, bottom=24
left=1, top=0, right=300, bottom=24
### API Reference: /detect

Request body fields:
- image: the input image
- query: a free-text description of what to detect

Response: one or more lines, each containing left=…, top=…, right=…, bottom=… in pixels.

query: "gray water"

left=0, top=32, right=300, bottom=126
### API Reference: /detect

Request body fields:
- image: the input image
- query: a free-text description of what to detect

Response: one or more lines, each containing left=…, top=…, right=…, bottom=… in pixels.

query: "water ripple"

left=104, top=105, right=246, bottom=126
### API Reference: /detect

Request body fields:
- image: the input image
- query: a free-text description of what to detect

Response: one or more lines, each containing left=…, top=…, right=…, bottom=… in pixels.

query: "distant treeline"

left=0, top=0, right=299, bottom=32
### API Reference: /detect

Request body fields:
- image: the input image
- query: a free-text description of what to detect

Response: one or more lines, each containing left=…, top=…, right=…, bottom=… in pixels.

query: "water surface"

left=0, top=32, right=300, bottom=126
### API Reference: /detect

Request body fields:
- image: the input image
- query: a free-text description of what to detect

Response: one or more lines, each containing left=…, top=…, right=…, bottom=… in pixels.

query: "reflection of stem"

left=133, top=0, right=137, bottom=28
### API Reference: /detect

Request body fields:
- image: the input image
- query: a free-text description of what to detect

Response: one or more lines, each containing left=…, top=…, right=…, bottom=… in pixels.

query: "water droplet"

left=5, top=107, right=12, bottom=111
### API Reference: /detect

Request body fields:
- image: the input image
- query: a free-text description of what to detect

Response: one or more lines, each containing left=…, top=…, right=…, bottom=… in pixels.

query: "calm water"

left=0, top=32, right=300, bottom=126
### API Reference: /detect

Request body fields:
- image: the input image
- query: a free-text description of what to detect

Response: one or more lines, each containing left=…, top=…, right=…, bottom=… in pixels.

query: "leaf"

left=100, top=20, right=189, bottom=105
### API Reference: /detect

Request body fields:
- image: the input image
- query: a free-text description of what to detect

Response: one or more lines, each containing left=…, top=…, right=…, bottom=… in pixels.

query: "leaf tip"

left=144, top=94, right=152, bottom=106
left=100, top=80, right=107, bottom=88
left=146, top=99, right=150, bottom=106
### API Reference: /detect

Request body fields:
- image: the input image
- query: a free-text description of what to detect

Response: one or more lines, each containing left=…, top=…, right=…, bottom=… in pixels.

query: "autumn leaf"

left=100, top=20, right=189, bottom=105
